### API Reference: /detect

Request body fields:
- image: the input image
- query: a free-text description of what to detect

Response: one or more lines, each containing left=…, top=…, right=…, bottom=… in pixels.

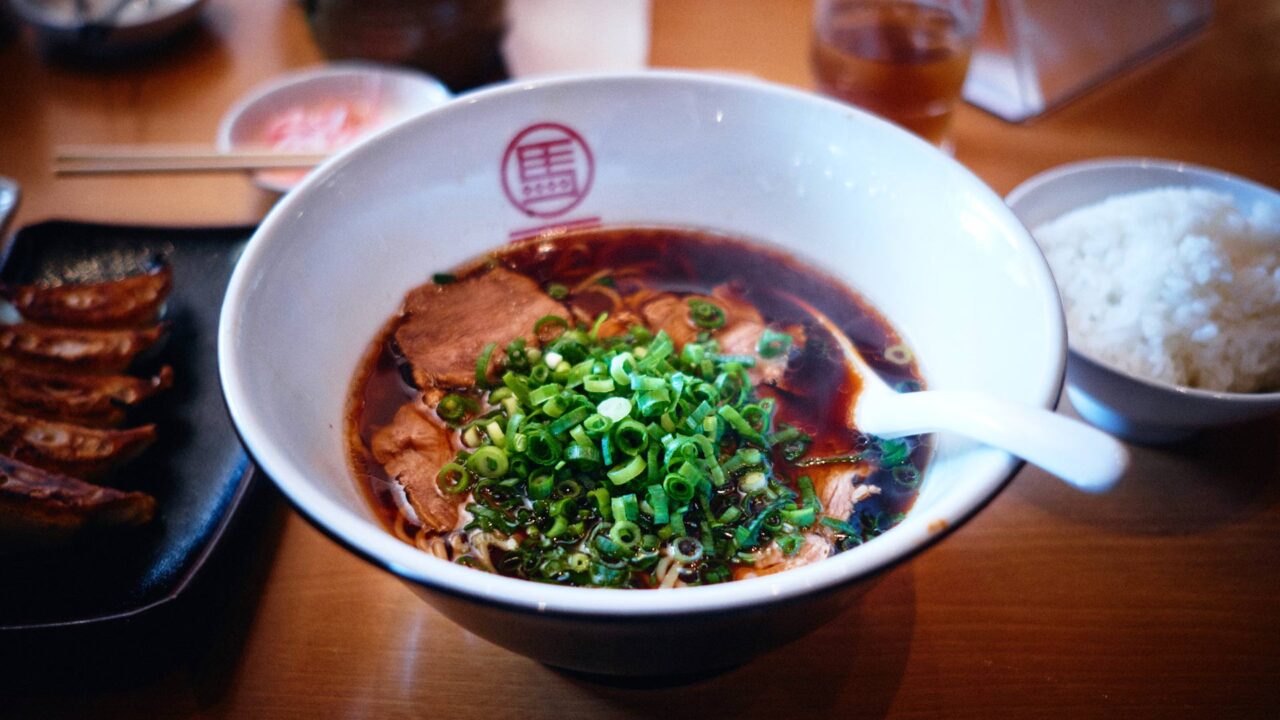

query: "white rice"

left=1031, top=187, right=1280, bottom=393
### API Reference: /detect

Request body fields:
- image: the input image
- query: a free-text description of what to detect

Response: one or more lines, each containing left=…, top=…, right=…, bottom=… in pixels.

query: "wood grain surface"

left=1, top=0, right=1278, bottom=717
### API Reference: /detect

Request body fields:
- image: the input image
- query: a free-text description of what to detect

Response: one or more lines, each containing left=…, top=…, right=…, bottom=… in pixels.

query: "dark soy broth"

left=347, top=227, right=930, bottom=583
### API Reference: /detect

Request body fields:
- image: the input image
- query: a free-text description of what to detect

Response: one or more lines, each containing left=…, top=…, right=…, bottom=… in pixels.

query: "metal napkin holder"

left=962, top=0, right=1214, bottom=122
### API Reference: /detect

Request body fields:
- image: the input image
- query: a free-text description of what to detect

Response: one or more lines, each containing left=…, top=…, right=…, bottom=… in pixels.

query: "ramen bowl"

left=1006, top=159, right=1280, bottom=444
left=219, top=71, right=1065, bottom=675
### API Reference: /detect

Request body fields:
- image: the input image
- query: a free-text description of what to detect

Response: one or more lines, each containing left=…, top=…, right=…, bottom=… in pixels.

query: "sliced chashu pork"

left=371, top=401, right=464, bottom=533
left=640, top=284, right=803, bottom=385
left=734, top=465, right=880, bottom=580
left=394, top=267, right=569, bottom=389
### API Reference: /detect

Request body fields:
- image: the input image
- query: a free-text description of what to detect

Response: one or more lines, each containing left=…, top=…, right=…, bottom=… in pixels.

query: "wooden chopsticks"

left=53, top=145, right=329, bottom=175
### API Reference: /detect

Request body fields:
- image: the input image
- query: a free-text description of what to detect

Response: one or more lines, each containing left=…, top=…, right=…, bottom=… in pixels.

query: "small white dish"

left=1007, top=158, right=1280, bottom=443
left=216, top=62, right=452, bottom=193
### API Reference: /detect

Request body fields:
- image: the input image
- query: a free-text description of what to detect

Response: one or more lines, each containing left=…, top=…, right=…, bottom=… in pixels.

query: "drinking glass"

left=811, top=0, right=985, bottom=150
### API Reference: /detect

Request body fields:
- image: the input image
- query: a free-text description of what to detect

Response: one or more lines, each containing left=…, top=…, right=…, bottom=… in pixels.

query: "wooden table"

left=3, top=1, right=1278, bottom=717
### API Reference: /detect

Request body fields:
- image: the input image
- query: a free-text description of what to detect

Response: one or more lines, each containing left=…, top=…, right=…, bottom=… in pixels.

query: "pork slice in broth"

left=371, top=401, right=463, bottom=533
left=641, top=284, right=804, bottom=386
left=732, top=465, right=880, bottom=580
left=394, top=268, right=568, bottom=389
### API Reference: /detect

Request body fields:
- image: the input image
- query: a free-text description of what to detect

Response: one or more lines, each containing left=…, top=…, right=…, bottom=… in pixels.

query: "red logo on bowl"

left=501, top=123, right=594, bottom=218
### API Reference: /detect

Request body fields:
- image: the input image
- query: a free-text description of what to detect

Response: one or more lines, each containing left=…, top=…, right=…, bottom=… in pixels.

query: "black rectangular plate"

left=0, top=220, right=258, bottom=630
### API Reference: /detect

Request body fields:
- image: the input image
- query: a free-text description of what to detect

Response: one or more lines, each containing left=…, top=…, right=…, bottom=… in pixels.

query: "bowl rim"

left=1006, top=156, right=1280, bottom=404
left=219, top=69, right=1064, bottom=616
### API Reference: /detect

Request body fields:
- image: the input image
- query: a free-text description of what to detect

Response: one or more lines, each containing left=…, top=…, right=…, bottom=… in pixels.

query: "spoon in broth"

left=782, top=293, right=1128, bottom=493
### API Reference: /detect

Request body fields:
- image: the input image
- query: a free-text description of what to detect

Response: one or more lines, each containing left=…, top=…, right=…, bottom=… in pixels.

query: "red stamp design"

left=501, top=123, right=594, bottom=218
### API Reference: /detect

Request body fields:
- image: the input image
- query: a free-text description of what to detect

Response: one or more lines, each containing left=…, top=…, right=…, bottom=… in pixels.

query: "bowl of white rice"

left=1007, top=158, right=1280, bottom=443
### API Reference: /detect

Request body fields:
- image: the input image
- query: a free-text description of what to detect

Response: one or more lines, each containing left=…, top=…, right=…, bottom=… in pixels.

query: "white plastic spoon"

left=783, top=294, right=1128, bottom=493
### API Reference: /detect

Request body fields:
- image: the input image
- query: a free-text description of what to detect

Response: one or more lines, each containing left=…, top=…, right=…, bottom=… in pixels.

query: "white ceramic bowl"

left=219, top=71, right=1065, bottom=675
left=1007, top=158, right=1280, bottom=444
left=216, top=62, right=452, bottom=193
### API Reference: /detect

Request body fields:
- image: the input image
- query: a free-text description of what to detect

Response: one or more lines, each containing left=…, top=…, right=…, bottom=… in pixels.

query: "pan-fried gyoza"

left=0, top=264, right=171, bottom=328
left=0, top=263, right=174, bottom=548
left=0, top=321, right=167, bottom=374
left=0, top=360, right=172, bottom=427
left=0, top=455, right=155, bottom=548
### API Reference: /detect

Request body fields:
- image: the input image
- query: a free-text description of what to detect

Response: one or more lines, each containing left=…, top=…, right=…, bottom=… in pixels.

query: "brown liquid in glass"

left=812, top=3, right=973, bottom=145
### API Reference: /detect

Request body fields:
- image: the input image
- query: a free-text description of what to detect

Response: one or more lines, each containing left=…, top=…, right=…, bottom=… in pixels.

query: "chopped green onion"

left=606, top=455, right=647, bottom=485
left=546, top=515, right=571, bottom=538
left=597, top=396, right=632, bottom=422
left=423, top=294, right=917, bottom=588
left=547, top=283, right=569, bottom=299
left=432, top=273, right=457, bottom=284
left=548, top=405, right=591, bottom=435
left=565, top=442, right=601, bottom=467
left=798, top=475, right=820, bottom=513
left=671, top=536, right=704, bottom=563
left=528, top=383, right=562, bottom=406
left=880, top=438, right=911, bottom=467
left=475, top=342, right=497, bottom=387
left=820, top=516, right=861, bottom=539
left=646, top=485, right=669, bottom=524
left=525, top=430, right=562, bottom=466
left=767, top=424, right=804, bottom=445
left=757, top=328, right=794, bottom=358
left=590, top=312, right=610, bottom=340
left=609, top=353, right=635, bottom=385
left=612, top=494, right=639, bottom=523
left=718, top=405, right=764, bottom=445
left=436, top=463, right=470, bottom=494
left=437, top=393, right=471, bottom=422
left=663, top=473, right=697, bottom=504
left=781, top=506, right=816, bottom=527
left=739, top=471, right=767, bottom=494
left=584, top=374, right=615, bottom=394
left=466, top=446, right=508, bottom=478
left=892, top=465, right=921, bottom=488
left=529, top=473, right=554, bottom=499
left=485, top=420, right=506, bottom=446
left=776, top=534, right=804, bottom=555
left=611, top=419, right=648, bottom=456
left=502, top=372, right=531, bottom=405
left=583, top=413, right=612, bottom=436
left=884, top=344, right=913, bottom=365
left=534, top=314, right=569, bottom=341
left=635, top=387, right=671, bottom=417
left=687, top=298, right=726, bottom=329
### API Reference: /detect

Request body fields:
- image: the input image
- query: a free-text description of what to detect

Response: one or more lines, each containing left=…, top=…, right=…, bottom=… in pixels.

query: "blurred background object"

left=300, top=0, right=507, bottom=92
left=0, top=0, right=17, bottom=45
left=963, top=0, right=1214, bottom=121
left=503, top=0, right=650, bottom=78
left=810, top=0, right=985, bottom=150
left=7, top=0, right=208, bottom=59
